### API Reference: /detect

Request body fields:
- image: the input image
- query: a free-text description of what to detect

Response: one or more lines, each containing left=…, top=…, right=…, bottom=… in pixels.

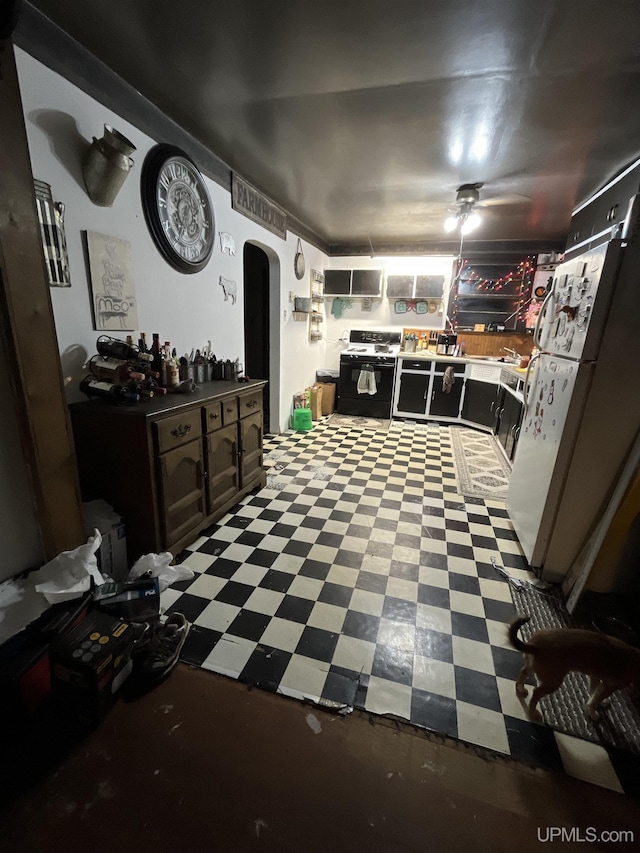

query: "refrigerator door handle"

left=523, top=352, right=541, bottom=416
left=534, top=285, right=556, bottom=350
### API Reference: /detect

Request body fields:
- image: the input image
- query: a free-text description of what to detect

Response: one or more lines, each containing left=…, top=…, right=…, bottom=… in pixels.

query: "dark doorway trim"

left=0, top=41, right=84, bottom=558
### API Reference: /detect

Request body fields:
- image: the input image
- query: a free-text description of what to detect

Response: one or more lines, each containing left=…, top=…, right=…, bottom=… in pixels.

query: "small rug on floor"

left=328, top=413, right=390, bottom=431
left=450, top=426, right=511, bottom=499
left=509, top=582, right=640, bottom=755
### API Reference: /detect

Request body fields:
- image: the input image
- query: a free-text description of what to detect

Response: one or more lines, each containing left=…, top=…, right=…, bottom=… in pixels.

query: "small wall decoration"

left=85, top=230, right=139, bottom=330
left=219, top=276, right=238, bottom=304
left=219, top=231, right=236, bottom=255
left=34, top=180, right=71, bottom=287
left=294, top=238, right=305, bottom=280
left=83, top=125, right=137, bottom=207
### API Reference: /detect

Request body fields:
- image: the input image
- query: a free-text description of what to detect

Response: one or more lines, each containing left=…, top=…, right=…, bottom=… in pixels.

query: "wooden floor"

left=1, top=665, right=639, bottom=852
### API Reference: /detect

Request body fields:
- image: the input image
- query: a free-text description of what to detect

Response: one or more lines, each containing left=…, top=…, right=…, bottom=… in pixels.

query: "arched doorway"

left=243, top=241, right=281, bottom=433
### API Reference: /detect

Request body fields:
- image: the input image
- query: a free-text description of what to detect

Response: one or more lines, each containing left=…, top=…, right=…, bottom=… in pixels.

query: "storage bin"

left=292, top=408, right=313, bottom=431
left=294, top=297, right=312, bottom=313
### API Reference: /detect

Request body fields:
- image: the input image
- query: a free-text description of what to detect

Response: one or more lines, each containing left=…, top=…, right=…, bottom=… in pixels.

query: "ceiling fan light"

left=444, top=215, right=458, bottom=233
left=460, top=211, right=481, bottom=234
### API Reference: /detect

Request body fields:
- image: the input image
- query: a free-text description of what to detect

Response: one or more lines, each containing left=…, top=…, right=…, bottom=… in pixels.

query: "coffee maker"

left=436, top=333, right=458, bottom=355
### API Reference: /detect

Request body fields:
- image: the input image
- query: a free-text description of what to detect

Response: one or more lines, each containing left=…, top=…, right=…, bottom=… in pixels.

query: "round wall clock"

left=294, top=238, right=305, bottom=280
left=141, top=144, right=215, bottom=273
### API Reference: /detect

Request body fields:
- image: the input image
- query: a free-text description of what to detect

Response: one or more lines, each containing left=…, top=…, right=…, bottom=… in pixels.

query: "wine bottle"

left=96, top=335, right=138, bottom=361
left=150, top=334, right=164, bottom=382
left=89, top=356, right=145, bottom=383
left=164, top=341, right=179, bottom=388
left=96, top=334, right=153, bottom=363
left=79, top=376, right=140, bottom=402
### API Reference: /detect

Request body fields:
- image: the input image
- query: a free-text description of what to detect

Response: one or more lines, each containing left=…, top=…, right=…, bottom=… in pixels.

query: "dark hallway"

left=243, top=242, right=270, bottom=430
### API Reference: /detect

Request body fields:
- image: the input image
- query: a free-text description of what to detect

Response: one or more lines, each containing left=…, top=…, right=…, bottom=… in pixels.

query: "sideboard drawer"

left=239, top=390, right=263, bottom=418
left=222, top=397, right=239, bottom=425
left=155, top=409, right=202, bottom=454
left=203, top=401, right=223, bottom=432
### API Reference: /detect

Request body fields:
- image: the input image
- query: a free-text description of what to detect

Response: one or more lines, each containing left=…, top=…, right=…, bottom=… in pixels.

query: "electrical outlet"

left=283, top=309, right=288, bottom=321
left=288, top=291, right=296, bottom=303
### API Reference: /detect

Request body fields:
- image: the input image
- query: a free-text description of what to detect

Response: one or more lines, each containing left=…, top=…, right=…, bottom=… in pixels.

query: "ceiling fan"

left=444, top=182, right=528, bottom=234
left=444, top=182, right=484, bottom=234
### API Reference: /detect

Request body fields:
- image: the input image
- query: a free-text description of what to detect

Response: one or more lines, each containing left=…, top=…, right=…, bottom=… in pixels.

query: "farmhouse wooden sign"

left=232, top=174, right=287, bottom=239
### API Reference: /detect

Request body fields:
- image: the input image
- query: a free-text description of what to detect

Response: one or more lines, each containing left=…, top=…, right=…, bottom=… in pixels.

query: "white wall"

left=15, top=47, right=329, bottom=434
left=323, top=255, right=456, bottom=368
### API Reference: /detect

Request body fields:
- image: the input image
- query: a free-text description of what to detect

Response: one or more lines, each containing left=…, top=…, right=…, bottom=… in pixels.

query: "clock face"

left=141, top=145, right=214, bottom=273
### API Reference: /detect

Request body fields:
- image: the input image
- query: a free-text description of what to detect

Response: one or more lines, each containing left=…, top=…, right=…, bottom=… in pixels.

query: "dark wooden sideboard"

left=69, top=380, right=267, bottom=563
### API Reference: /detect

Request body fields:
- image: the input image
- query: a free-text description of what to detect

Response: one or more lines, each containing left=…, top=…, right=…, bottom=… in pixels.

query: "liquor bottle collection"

left=79, top=334, right=244, bottom=402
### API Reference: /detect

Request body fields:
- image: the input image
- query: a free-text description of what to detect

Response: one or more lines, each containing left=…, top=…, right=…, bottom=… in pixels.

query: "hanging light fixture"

left=444, top=183, right=483, bottom=235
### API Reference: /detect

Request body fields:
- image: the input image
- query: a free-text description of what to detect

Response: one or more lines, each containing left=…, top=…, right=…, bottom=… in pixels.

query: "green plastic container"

left=293, top=408, right=313, bottom=431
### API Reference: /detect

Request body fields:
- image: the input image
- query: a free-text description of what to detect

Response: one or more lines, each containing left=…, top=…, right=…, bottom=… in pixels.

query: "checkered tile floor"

left=163, top=420, right=637, bottom=795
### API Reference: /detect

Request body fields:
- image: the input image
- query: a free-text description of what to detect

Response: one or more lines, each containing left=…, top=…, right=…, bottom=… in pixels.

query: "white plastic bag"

left=29, top=529, right=105, bottom=604
left=128, top=552, right=194, bottom=592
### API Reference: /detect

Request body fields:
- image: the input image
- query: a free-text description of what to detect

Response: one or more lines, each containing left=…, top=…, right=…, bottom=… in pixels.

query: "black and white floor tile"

left=163, top=420, right=638, bottom=795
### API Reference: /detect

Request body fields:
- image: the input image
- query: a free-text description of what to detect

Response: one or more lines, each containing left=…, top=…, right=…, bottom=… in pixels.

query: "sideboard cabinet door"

left=158, top=438, right=206, bottom=547
left=240, top=411, right=263, bottom=488
left=206, top=423, right=240, bottom=514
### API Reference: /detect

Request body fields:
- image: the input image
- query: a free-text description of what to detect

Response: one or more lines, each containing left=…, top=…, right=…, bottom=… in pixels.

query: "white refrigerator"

left=507, top=200, right=640, bottom=582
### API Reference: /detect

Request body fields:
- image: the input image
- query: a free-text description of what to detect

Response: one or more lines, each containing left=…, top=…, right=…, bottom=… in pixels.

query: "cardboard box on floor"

left=306, top=385, right=323, bottom=420
left=82, top=500, right=128, bottom=580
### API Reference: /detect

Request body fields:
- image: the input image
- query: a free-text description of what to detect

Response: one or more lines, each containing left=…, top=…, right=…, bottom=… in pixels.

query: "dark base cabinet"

left=496, top=389, right=523, bottom=460
left=396, top=373, right=430, bottom=415
left=395, top=358, right=525, bottom=462
left=430, top=366, right=465, bottom=419
left=462, top=380, right=503, bottom=429
left=70, top=380, right=267, bottom=563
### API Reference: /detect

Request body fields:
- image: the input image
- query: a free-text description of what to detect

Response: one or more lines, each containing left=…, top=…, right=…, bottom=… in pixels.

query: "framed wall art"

left=34, top=179, right=71, bottom=287
left=85, top=230, right=139, bottom=330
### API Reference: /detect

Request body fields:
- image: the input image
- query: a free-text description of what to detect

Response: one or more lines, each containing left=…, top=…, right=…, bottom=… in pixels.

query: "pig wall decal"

left=219, top=231, right=236, bottom=255
left=219, top=276, right=237, bottom=305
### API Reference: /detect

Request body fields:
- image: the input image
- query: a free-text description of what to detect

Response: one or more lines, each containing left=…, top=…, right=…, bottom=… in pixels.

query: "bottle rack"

left=309, top=269, right=325, bottom=342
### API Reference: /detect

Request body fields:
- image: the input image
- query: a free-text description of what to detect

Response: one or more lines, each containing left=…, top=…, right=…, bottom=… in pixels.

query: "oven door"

left=338, top=359, right=395, bottom=417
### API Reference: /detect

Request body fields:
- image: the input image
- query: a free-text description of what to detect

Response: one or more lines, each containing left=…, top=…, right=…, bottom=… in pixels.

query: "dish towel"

left=442, top=366, right=456, bottom=394
left=357, top=366, right=377, bottom=395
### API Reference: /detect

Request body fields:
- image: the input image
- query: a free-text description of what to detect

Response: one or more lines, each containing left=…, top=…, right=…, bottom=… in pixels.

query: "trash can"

left=293, top=408, right=313, bottom=431
left=316, top=369, right=339, bottom=383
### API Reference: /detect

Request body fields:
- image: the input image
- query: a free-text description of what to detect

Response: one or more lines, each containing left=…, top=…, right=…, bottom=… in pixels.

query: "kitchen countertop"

left=397, top=351, right=528, bottom=375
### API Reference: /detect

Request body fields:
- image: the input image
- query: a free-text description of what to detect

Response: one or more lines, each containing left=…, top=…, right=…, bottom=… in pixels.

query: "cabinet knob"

left=246, top=400, right=257, bottom=409
left=209, top=412, right=219, bottom=420
left=171, top=423, right=192, bottom=438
